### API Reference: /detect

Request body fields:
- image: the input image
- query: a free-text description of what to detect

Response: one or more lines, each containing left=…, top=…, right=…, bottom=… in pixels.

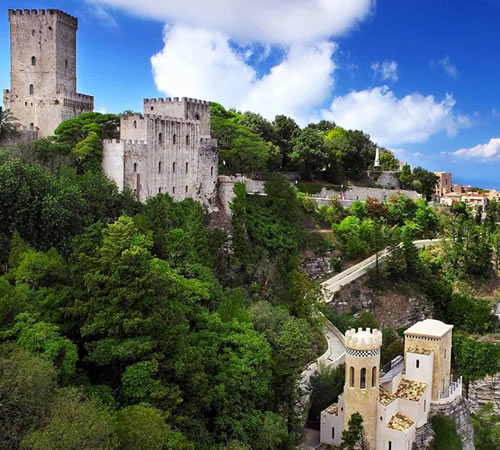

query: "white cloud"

left=322, top=85, right=471, bottom=146
left=151, top=25, right=336, bottom=124
left=451, top=138, right=500, bottom=160
left=371, top=60, right=398, bottom=81
left=432, top=55, right=458, bottom=78
left=89, top=0, right=374, bottom=45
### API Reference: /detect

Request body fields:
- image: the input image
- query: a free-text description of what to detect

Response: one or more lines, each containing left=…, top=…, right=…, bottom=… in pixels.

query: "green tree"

left=272, top=115, right=300, bottom=169
left=291, top=127, right=329, bottom=179
left=398, top=164, right=413, bottom=189
left=308, top=363, right=345, bottom=422
left=341, top=412, right=368, bottom=450
left=430, top=415, right=462, bottom=450
left=0, top=346, right=57, bottom=448
left=472, top=403, right=500, bottom=450
left=0, top=106, right=20, bottom=145
left=22, top=387, right=119, bottom=450
left=412, top=167, right=439, bottom=201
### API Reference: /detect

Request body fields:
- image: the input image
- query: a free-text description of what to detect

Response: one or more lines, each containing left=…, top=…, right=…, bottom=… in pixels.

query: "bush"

left=431, top=415, right=462, bottom=450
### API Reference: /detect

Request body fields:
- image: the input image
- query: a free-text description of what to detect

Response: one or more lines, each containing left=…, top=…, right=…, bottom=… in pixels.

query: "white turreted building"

left=320, top=319, right=460, bottom=450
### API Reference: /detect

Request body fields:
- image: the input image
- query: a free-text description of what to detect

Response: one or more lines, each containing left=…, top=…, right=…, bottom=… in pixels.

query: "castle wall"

left=102, top=139, right=125, bottom=191
left=5, top=9, right=93, bottom=137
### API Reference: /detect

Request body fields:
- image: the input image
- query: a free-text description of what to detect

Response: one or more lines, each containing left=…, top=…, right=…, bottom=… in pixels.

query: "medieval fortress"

left=3, top=8, right=218, bottom=205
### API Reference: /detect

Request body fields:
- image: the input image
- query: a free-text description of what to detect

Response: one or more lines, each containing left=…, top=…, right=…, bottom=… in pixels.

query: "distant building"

left=433, top=172, right=452, bottom=200
left=102, top=97, right=218, bottom=206
left=320, top=319, right=460, bottom=450
left=453, top=184, right=464, bottom=194
left=3, top=9, right=93, bottom=138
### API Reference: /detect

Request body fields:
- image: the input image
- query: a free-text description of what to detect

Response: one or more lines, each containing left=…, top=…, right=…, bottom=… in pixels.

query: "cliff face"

left=430, top=397, right=475, bottom=450
left=467, top=373, right=500, bottom=414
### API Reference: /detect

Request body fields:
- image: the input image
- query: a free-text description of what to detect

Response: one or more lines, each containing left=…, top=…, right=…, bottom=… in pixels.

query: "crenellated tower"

left=3, top=9, right=93, bottom=137
left=344, top=327, right=383, bottom=450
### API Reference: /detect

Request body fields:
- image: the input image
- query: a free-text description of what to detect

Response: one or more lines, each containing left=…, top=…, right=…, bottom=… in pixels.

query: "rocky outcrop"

left=302, top=256, right=335, bottom=280
left=467, top=373, right=500, bottom=414
left=327, top=275, right=434, bottom=329
left=413, top=421, right=434, bottom=450
left=430, top=396, right=475, bottom=450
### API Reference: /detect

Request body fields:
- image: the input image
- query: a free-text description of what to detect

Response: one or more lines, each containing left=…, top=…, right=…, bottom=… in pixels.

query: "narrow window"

left=372, top=366, right=377, bottom=387
left=29, top=84, right=34, bottom=95
left=48, top=26, right=52, bottom=31
left=25, top=102, right=27, bottom=106
left=331, top=427, right=335, bottom=439
left=424, top=399, right=426, bottom=412
left=195, top=113, right=200, bottom=120
left=173, top=134, right=177, bottom=145
left=389, top=441, right=392, bottom=450
left=211, top=166, right=214, bottom=177
left=158, top=162, right=162, bottom=173
left=133, top=163, right=137, bottom=172
left=151, top=106, right=154, bottom=111
left=444, top=349, right=447, bottom=359
left=416, top=359, right=420, bottom=369
left=65, top=59, right=68, bottom=69
left=172, top=186, right=175, bottom=194
left=380, top=416, right=383, bottom=421
left=360, top=368, right=366, bottom=389
left=31, top=56, right=36, bottom=66
left=30, top=123, right=34, bottom=130
left=32, top=29, right=35, bottom=37
left=185, top=185, right=188, bottom=193
left=172, top=162, right=176, bottom=173
left=133, top=120, right=137, bottom=129
left=186, top=135, right=190, bottom=145
left=159, top=132, right=163, bottom=144
left=350, top=367, right=355, bottom=387
left=158, top=187, right=162, bottom=193
left=185, top=162, right=189, bottom=173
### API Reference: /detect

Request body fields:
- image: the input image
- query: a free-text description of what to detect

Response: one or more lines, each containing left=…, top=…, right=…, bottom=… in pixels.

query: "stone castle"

left=3, top=9, right=93, bottom=138
left=3, top=8, right=218, bottom=206
left=320, top=319, right=469, bottom=450
left=102, top=98, right=218, bottom=205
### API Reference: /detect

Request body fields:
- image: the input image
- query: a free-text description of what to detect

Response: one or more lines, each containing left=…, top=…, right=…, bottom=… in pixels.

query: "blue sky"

left=2, top=0, right=500, bottom=188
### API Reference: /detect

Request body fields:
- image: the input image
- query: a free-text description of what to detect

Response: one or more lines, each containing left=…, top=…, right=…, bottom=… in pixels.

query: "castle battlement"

left=345, top=328, right=383, bottom=350
left=9, top=9, right=78, bottom=27
left=62, top=91, right=94, bottom=103
left=144, top=97, right=211, bottom=106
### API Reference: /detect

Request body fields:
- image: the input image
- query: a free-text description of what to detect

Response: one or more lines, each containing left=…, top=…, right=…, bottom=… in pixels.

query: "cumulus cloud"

left=322, top=86, right=471, bottom=146
left=151, top=25, right=336, bottom=124
left=432, top=55, right=458, bottom=78
left=371, top=60, right=398, bottom=81
left=89, top=0, right=374, bottom=45
left=451, top=138, right=500, bottom=160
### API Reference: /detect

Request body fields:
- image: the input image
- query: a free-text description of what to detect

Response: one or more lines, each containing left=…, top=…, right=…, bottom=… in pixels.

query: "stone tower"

left=404, top=319, right=453, bottom=400
left=344, top=328, right=382, bottom=450
left=3, top=9, right=93, bottom=138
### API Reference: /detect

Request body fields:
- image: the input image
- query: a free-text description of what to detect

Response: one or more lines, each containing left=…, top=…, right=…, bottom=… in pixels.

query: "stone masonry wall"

left=467, top=373, right=500, bottom=414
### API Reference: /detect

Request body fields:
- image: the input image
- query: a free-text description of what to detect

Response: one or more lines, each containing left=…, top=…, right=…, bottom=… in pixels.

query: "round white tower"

left=343, top=327, right=382, bottom=450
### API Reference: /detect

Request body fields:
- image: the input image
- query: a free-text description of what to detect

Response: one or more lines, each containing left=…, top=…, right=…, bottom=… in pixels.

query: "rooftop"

left=387, top=413, right=415, bottom=432
left=396, top=379, right=427, bottom=402
left=379, top=387, right=397, bottom=406
left=404, top=319, right=453, bottom=339
left=407, top=346, right=432, bottom=355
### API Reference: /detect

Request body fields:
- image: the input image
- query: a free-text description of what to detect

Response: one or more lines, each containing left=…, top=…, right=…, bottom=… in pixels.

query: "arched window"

left=159, top=133, right=163, bottom=144
left=185, top=162, right=189, bottom=173
left=350, top=367, right=355, bottom=387
left=31, top=56, right=36, bottom=66
left=372, top=366, right=377, bottom=387
left=172, top=162, right=176, bottom=173
left=158, top=162, right=162, bottom=173
left=185, top=185, right=188, bottom=193
left=151, top=106, right=154, bottom=111
left=158, top=187, right=162, bottom=193
left=29, top=84, right=34, bottom=95
left=416, top=359, right=420, bottom=369
left=173, top=134, right=177, bottom=145
left=195, top=113, right=200, bottom=120
left=360, top=368, right=366, bottom=389
left=30, top=123, right=34, bottom=130
left=133, top=163, right=137, bottom=172
left=210, top=166, right=214, bottom=177
left=186, top=135, right=190, bottom=145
